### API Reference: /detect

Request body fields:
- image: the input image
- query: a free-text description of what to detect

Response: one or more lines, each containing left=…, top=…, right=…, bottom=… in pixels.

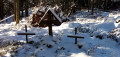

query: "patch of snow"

left=95, top=22, right=115, bottom=31
left=70, top=52, right=91, bottom=57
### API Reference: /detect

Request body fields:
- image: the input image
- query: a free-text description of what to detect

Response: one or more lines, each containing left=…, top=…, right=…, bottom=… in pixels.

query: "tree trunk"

left=14, top=0, right=16, bottom=21
left=88, top=0, right=90, bottom=12
left=78, top=0, right=81, bottom=10
left=56, top=0, right=59, bottom=5
left=21, top=0, right=24, bottom=17
left=91, top=0, right=94, bottom=15
left=14, top=0, right=20, bottom=24
left=97, top=0, right=101, bottom=9
left=0, top=0, right=3, bottom=20
left=25, top=0, right=28, bottom=17
left=105, top=0, right=108, bottom=11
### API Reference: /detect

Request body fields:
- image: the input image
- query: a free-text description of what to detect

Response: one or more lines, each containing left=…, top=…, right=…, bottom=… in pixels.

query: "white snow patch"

left=70, top=52, right=91, bottom=57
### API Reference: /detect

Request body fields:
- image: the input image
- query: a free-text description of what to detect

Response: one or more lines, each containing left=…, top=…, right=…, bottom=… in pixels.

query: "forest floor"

left=0, top=8, right=120, bottom=57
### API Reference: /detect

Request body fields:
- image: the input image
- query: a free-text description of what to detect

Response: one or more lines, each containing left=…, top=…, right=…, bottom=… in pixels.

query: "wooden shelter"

left=31, top=8, right=62, bottom=36
left=31, top=8, right=62, bottom=27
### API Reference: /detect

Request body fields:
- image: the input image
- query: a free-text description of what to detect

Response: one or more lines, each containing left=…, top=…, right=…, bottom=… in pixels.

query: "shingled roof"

left=31, top=8, right=62, bottom=27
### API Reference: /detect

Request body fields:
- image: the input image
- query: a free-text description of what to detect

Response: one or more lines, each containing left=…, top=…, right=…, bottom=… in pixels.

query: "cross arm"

left=17, top=33, right=35, bottom=35
left=67, top=35, right=84, bottom=39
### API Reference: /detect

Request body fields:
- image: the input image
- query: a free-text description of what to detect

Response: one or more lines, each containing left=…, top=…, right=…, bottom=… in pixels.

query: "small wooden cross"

left=17, top=25, right=35, bottom=43
left=67, top=28, right=84, bottom=44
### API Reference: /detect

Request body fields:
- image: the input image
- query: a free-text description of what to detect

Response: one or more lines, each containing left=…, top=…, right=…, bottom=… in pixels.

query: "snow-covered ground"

left=1, top=9, right=120, bottom=57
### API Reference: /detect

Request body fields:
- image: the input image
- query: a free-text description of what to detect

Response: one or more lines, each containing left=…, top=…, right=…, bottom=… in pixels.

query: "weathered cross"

left=17, top=25, right=35, bottom=43
left=67, top=28, right=84, bottom=44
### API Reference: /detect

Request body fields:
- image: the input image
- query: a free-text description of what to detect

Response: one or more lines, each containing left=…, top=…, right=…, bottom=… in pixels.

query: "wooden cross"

left=67, top=28, right=84, bottom=44
left=38, top=9, right=62, bottom=36
left=17, top=25, right=35, bottom=43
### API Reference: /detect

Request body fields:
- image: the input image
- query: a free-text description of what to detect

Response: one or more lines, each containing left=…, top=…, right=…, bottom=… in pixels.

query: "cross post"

left=25, top=25, right=28, bottom=43
left=75, top=28, right=77, bottom=44
left=48, top=11, right=53, bottom=36
left=17, top=25, right=35, bottom=43
left=67, top=28, right=84, bottom=44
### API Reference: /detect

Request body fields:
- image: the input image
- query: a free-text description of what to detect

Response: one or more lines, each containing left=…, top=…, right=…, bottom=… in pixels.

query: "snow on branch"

left=0, top=15, right=14, bottom=23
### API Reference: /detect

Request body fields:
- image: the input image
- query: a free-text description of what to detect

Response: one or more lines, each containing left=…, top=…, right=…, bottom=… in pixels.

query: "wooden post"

left=75, top=28, right=77, bottom=44
left=48, top=11, right=53, bottom=36
left=25, top=25, right=28, bottom=43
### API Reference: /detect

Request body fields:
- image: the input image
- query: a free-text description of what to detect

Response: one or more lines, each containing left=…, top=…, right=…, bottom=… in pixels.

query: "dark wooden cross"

left=38, top=9, right=62, bottom=36
left=17, top=25, right=35, bottom=43
left=47, top=9, right=62, bottom=36
left=67, top=28, right=84, bottom=44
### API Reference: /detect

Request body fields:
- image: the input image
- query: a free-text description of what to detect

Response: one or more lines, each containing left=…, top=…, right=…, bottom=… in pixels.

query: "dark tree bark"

left=21, top=0, right=24, bottom=17
left=88, top=0, right=90, bottom=12
left=0, top=0, right=4, bottom=20
left=91, top=0, right=94, bottom=15
left=77, top=0, right=81, bottom=10
left=97, top=0, right=101, bottom=9
left=25, top=0, right=28, bottom=17
left=72, top=0, right=76, bottom=14
left=104, top=0, right=108, bottom=11
left=14, top=0, right=16, bottom=21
